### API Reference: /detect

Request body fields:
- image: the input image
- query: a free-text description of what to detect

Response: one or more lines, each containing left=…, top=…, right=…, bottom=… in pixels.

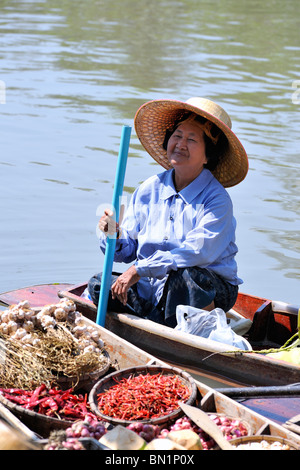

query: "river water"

left=0, top=0, right=299, bottom=307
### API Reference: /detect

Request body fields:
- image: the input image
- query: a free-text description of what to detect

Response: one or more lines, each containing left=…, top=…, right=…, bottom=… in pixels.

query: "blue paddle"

left=96, top=125, right=132, bottom=326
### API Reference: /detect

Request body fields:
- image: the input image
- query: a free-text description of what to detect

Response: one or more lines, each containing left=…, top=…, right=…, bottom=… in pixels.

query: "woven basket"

left=88, top=365, right=197, bottom=427
left=37, top=437, right=109, bottom=450
left=229, top=435, right=299, bottom=450
left=0, top=393, right=71, bottom=438
left=56, top=349, right=111, bottom=391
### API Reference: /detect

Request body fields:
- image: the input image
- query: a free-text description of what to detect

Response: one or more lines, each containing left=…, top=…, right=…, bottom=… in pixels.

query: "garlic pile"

left=0, top=299, right=104, bottom=354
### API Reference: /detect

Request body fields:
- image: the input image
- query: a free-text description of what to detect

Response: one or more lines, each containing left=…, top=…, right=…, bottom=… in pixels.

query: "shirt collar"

left=160, top=170, right=177, bottom=200
left=161, top=169, right=214, bottom=203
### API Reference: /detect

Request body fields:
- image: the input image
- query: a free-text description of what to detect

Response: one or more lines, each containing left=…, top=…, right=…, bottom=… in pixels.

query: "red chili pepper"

left=24, top=383, right=47, bottom=410
left=61, top=407, right=85, bottom=420
left=0, top=388, right=31, bottom=396
left=0, top=392, right=29, bottom=406
left=38, top=397, right=59, bottom=415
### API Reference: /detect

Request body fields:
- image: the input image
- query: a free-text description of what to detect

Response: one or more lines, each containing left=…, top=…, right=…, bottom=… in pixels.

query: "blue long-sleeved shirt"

left=99, top=168, right=242, bottom=307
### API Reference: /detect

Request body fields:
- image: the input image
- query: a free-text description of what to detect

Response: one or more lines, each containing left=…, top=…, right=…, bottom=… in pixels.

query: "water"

left=1, top=0, right=299, bottom=307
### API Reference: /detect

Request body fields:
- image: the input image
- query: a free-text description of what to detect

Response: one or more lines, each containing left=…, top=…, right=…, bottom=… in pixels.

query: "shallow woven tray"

left=89, top=365, right=197, bottom=427
left=229, top=435, right=299, bottom=450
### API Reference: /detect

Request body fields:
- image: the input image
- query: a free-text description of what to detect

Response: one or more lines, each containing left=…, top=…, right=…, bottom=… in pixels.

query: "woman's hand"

left=98, top=205, right=125, bottom=237
left=98, top=209, right=118, bottom=236
left=111, top=265, right=140, bottom=305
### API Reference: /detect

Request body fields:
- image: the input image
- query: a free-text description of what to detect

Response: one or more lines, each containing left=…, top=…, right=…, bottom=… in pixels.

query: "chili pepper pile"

left=97, top=373, right=191, bottom=421
left=0, top=384, right=98, bottom=422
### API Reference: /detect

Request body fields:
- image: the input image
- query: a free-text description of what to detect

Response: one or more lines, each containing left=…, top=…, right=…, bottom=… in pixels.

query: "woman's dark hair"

left=163, top=112, right=228, bottom=172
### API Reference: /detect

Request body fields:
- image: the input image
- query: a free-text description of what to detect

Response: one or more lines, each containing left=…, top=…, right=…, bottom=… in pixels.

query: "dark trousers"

left=88, top=267, right=238, bottom=328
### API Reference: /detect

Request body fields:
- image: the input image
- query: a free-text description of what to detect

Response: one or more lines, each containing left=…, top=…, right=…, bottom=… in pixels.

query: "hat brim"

left=134, top=99, right=248, bottom=187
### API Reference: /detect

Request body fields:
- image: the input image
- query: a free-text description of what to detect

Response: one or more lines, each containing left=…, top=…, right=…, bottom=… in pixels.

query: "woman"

left=88, top=97, right=248, bottom=327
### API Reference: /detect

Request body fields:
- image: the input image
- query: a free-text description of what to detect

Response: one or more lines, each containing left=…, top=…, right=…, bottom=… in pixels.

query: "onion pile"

left=65, top=416, right=107, bottom=440
left=44, top=416, right=107, bottom=450
left=126, top=422, right=160, bottom=442
left=159, top=415, right=249, bottom=450
left=44, top=431, right=86, bottom=451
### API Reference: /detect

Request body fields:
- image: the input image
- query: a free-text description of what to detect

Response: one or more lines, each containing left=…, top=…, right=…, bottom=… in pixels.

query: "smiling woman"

left=88, top=97, right=248, bottom=328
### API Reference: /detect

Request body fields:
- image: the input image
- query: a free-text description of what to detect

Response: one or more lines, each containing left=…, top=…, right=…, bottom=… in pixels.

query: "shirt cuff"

left=135, top=254, right=177, bottom=279
left=135, top=259, right=152, bottom=278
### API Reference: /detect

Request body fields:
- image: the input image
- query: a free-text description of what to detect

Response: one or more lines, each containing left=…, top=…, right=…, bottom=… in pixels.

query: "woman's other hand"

left=111, top=265, right=140, bottom=305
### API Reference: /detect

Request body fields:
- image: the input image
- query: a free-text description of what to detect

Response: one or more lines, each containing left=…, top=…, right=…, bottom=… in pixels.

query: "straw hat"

left=134, top=97, right=248, bottom=187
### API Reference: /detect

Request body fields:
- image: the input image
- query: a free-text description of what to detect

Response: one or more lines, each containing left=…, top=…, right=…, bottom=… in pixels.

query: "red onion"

left=126, top=423, right=160, bottom=442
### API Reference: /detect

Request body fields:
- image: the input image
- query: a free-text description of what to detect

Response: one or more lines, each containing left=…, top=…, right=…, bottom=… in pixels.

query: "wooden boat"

left=0, top=292, right=300, bottom=448
left=1, top=283, right=300, bottom=388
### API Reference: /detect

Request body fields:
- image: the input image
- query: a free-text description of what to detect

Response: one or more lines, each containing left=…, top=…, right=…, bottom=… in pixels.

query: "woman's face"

left=167, top=120, right=207, bottom=176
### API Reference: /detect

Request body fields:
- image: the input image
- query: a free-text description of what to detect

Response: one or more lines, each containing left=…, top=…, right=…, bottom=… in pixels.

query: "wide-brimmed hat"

left=134, top=97, right=248, bottom=187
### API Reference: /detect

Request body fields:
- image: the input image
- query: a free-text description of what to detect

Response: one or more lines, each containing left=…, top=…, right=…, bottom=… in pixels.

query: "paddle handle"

left=96, top=125, right=131, bottom=326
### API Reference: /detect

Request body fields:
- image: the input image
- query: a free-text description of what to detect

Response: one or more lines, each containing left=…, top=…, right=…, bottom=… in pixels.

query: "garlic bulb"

left=0, top=323, right=8, bottom=335
left=7, top=321, right=18, bottom=334
left=40, top=315, right=56, bottom=330
left=18, top=300, right=30, bottom=310
left=24, top=309, right=34, bottom=321
left=20, top=333, right=34, bottom=345
left=8, top=310, right=18, bottom=322
left=60, top=299, right=76, bottom=313
left=11, top=328, right=27, bottom=340
left=23, top=321, right=34, bottom=333
left=0, top=311, right=10, bottom=323
left=16, top=309, right=25, bottom=320
left=73, top=325, right=87, bottom=337
left=54, top=307, right=68, bottom=322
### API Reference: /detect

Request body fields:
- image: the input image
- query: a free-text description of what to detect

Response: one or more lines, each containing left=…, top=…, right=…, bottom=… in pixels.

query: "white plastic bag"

left=175, top=305, right=252, bottom=351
